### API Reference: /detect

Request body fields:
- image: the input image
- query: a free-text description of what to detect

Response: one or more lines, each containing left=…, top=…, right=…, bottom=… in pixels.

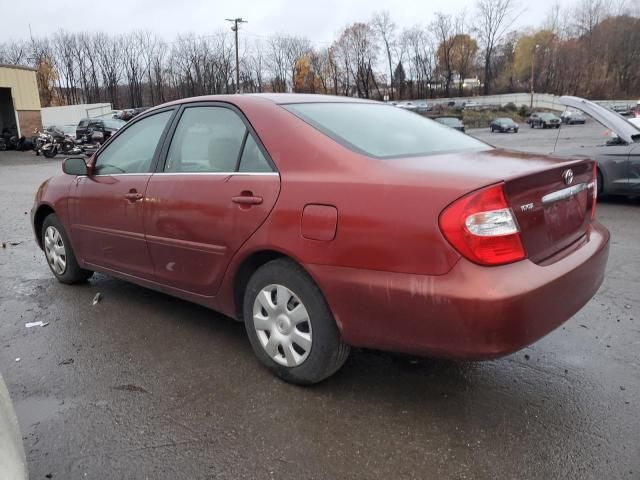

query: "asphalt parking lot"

left=469, top=120, right=611, bottom=154
left=1, top=129, right=639, bottom=479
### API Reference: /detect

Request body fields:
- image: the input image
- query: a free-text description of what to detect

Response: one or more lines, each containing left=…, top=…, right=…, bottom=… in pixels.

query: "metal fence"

left=423, top=93, right=638, bottom=111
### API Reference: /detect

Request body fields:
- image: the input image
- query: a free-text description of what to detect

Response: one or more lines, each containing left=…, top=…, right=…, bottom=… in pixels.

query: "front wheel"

left=243, top=258, right=350, bottom=385
left=43, top=147, right=57, bottom=158
left=42, top=214, right=93, bottom=284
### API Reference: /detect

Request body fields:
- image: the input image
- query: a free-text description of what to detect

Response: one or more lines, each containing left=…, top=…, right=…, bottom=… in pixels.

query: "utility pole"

left=225, top=17, right=248, bottom=93
left=530, top=44, right=539, bottom=109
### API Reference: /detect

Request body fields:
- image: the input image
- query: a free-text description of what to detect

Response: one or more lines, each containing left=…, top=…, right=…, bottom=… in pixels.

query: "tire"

left=490, top=127, right=494, bottom=132
left=42, top=213, right=93, bottom=284
left=243, top=258, right=350, bottom=385
left=514, top=128, right=519, bottom=133
left=43, top=148, right=57, bottom=158
left=530, top=122, right=534, bottom=128
left=596, top=169, right=604, bottom=198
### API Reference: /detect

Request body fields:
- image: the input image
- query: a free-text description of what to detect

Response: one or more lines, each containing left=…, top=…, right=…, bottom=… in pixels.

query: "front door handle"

left=232, top=194, right=263, bottom=205
left=124, top=192, right=144, bottom=202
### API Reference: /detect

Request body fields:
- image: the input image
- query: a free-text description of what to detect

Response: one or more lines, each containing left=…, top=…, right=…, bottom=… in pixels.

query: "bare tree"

left=474, top=0, right=520, bottom=94
left=372, top=11, right=397, bottom=100
left=432, top=12, right=458, bottom=97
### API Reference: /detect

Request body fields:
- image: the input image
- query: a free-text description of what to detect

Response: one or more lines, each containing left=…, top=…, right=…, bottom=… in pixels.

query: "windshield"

left=103, top=119, right=126, bottom=129
left=285, top=103, right=486, bottom=158
left=540, top=113, right=557, bottom=120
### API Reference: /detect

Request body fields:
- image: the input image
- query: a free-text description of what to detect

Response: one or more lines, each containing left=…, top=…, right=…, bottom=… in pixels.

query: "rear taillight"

left=439, top=183, right=526, bottom=266
left=590, top=162, right=597, bottom=220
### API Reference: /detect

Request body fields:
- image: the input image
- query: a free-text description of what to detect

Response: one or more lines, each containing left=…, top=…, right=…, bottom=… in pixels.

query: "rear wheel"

left=42, top=214, right=93, bottom=284
left=243, top=258, right=350, bottom=385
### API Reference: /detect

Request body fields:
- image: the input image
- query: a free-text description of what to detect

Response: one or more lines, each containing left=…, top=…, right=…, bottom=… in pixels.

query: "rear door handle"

left=124, top=192, right=144, bottom=202
left=232, top=195, right=263, bottom=205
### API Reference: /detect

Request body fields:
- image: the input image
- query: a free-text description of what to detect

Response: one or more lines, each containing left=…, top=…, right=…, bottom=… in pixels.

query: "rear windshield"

left=284, top=103, right=487, bottom=158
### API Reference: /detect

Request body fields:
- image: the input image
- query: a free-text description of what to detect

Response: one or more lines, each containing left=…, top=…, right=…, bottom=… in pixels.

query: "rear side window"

left=284, top=103, right=487, bottom=158
left=239, top=135, right=273, bottom=173
left=165, top=107, right=246, bottom=173
left=95, top=111, right=172, bottom=175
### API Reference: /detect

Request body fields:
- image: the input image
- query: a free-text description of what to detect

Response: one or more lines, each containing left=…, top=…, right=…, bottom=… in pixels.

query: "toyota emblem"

left=562, top=169, right=574, bottom=185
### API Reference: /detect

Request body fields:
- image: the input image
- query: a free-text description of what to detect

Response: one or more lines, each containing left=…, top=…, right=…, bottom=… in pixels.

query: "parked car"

left=0, top=374, right=27, bottom=479
left=435, top=116, right=465, bottom=132
left=528, top=112, right=561, bottom=128
left=397, top=102, right=417, bottom=111
left=75, top=118, right=125, bottom=141
left=415, top=101, right=431, bottom=113
left=490, top=117, right=519, bottom=133
left=31, top=94, right=609, bottom=385
left=560, top=111, right=587, bottom=124
left=463, top=101, right=483, bottom=111
left=554, top=96, right=640, bottom=198
left=610, top=104, right=632, bottom=116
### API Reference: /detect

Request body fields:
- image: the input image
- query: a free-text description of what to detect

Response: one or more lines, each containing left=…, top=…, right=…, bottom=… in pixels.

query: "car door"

left=68, top=109, right=175, bottom=279
left=628, top=144, right=640, bottom=193
left=144, top=104, right=280, bottom=296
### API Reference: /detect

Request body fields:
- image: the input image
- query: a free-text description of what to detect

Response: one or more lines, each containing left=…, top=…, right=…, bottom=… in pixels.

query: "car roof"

left=155, top=93, right=380, bottom=109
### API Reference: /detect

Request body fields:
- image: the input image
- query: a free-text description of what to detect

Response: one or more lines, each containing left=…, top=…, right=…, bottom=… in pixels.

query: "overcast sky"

left=2, top=0, right=558, bottom=43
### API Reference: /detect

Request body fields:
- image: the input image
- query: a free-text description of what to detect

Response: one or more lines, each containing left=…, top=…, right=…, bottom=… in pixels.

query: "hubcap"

left=253, top=284, right=312, bottom=367
left=44, top=226, right=67, bottom=275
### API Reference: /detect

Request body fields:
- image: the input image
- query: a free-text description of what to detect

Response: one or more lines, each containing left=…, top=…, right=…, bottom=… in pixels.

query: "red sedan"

left=31, top=94, right=609, bottom=384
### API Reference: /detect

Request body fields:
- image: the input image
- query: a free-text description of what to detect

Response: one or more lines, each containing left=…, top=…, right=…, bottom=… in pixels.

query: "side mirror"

left=62, top=157, right=88, bottom=176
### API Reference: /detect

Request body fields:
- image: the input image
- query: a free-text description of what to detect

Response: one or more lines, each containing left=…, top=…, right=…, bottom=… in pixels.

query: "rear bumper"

left=306, top=221, right=609, bottom=359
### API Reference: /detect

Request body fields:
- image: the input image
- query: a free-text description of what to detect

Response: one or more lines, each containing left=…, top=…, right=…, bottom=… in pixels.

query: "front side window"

left=94, top=110, right=173, bottom=175
left=165, top=107, right=246, bottom=173
left=284, top=103, right=487, bottom=158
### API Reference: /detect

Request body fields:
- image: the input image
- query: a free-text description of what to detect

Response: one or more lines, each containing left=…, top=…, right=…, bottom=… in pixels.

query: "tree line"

left=0, top=0, right=638, bottom=109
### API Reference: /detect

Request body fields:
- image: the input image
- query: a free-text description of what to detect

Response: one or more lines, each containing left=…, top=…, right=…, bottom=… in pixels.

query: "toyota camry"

left=31, top=94, right=610, bottom=384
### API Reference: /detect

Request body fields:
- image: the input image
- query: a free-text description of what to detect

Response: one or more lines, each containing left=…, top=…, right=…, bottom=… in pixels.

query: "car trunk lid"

left=503, top=159, right=595, bottom=263
left=384, top=148, right=596, bottom=264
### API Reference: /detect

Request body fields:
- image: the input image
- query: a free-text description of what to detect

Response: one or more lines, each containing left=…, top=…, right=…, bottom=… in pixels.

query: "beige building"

left=0, top=64, right=42, bottom=137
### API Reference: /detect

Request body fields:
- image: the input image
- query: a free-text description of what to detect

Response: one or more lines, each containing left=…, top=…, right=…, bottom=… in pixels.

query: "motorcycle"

left=38, top=127, right=82, bottom=158
left=77, top=128, right=104, bottom=157
left=33, top=128, right=51, bottom=155
left=1, top=127, right=19, bottom=151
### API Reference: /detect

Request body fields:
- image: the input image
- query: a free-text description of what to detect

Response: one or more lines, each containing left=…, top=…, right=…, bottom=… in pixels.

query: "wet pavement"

left=0, top=149, right=638, bottom=479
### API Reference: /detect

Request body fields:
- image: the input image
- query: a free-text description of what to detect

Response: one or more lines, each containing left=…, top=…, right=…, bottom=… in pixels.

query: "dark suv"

left=76, top=118, right=126, bottom=140
left=527, top=112, right=561, bottom=129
